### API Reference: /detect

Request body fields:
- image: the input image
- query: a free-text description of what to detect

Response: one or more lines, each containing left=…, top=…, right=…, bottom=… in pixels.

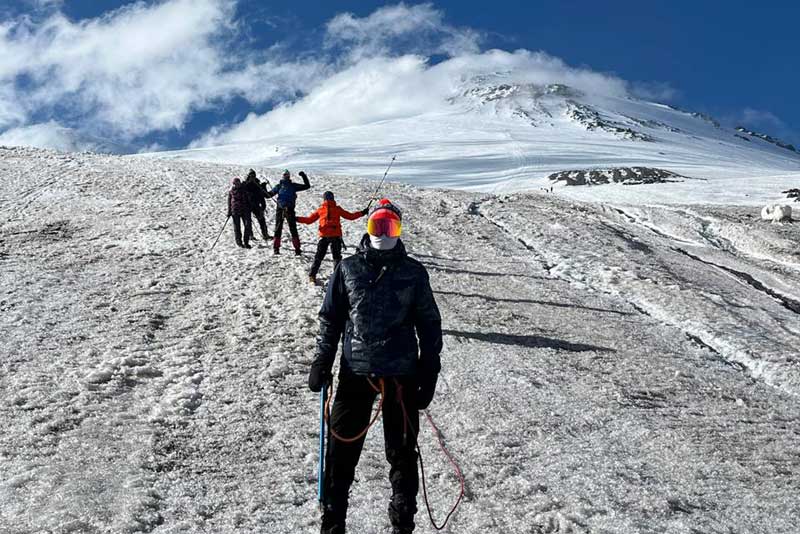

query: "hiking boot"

left=392, top=529, right=413, bottom=534
left=294, top=249, right=302, bottom=256
left=243, top=243, right=252, bottom=249
left=320, top=503, right=346, bottom=534
left=273, top=249, right=280, bottom=255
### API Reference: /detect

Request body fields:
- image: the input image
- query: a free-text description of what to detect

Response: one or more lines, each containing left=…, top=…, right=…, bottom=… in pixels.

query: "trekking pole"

left=366, top=155, right=396, bottom=211
left=209, top=216, right=230, bottom=252
left=318, top=383, right=328, bottom=511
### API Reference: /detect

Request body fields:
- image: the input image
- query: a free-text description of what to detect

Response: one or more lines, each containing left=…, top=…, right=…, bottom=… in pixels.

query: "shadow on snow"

left=443, top=329, right=615, bottom=353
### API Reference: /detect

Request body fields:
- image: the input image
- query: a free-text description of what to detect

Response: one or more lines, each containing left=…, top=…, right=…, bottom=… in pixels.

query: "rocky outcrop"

left=736, top=127, right=798, bottom=153
left=625, top=116, right=681, bottom=133
left=566, top=102, right=653, bottom=141
left=548, top=167, right=686, bottom=186
left=664, top=105, right=721, bottom=128
left=783, top=188, right=800, bottom=202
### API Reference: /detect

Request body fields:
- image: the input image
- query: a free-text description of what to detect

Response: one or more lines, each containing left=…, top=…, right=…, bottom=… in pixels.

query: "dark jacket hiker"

left=243, top=170, right=271, bottom=241
left=227, top=177, right=252, bottom=248
left=309, top=200, right=442, bottom=534
left=265, top=169, right=311, bottom=254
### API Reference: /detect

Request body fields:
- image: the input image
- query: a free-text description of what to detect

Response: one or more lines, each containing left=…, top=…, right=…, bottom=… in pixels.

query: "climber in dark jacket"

left=265, top=169, right=310, bottom=255
left=308, top=199, right=443, bottom=534
left=227, top=177, right=252, bottom=248
left=243, top=169, right=271, bottom=242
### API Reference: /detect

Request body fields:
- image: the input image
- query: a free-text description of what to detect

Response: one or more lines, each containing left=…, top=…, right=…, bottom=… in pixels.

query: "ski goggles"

left=367, top=212, right=402, bottom=238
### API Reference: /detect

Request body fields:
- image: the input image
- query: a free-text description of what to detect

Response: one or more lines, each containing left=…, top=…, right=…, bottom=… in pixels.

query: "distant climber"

left=243, top=169, right=272, bottom=243
left=227, top=177, right=252, bottom=248
left=308, top=199, right=443, bottom=534
left=265, top=169, right=311, bottom=255
left=297, top=191, right=367, bottom=284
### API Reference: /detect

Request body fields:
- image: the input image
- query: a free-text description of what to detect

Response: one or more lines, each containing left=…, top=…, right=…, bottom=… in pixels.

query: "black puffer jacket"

left=243, top=179, right=266, bottom=211
left=316, top=235, right=442, bottom=378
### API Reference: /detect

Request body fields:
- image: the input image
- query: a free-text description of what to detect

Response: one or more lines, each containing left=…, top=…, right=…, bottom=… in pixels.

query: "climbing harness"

left=324, top=377, right=385, bottom=443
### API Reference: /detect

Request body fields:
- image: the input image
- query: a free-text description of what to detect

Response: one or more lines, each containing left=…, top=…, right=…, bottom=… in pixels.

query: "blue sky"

left=0, top=0, right=797, bottom=151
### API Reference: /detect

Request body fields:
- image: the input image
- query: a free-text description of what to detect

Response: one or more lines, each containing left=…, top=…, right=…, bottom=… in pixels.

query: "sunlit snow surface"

left=158, top=87, right=800, bottom=207
left=1, top=146, right=799, bottom=533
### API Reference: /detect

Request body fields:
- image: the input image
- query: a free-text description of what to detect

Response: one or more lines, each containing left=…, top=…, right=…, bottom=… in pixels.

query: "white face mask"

left=369, top=235, right=398, bottom=250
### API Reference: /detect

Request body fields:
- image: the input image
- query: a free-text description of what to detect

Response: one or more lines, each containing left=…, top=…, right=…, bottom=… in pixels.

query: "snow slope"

left=152, top=74, right=800, bottom=205
left=1, top=146, right=800, bottom=533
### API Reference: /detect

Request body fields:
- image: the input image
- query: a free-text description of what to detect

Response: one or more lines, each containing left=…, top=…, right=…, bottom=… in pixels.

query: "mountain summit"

left=158, top=70, right=799, bottom=201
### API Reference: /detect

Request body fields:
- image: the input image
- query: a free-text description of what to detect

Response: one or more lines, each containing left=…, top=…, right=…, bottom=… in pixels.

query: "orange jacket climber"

left=297, top=195, right=367, bottom=238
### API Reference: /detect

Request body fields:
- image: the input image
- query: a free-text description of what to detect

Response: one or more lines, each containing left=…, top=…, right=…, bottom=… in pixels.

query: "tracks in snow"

left=470, top=195, right=800, bottom=397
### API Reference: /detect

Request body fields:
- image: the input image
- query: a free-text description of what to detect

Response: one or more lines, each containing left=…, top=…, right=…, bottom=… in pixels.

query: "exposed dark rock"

left=566, top=101, right=653, bottom=141
left=626, top=116, right=681, bottom=133
left=664, top=104, right=722, bottom=128
left=690, top=112, right=721, bottom=128
left=461, top=80, right=582, bottom=103
left=548, top=167, right=686, bottom=186
left=783, top=188, right=800, bottom=202
left=736, top=127, right=798, bottom=153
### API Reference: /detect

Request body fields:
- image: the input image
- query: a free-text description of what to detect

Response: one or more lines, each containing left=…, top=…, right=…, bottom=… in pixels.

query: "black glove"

left=308, top=358, right=332, bottom=392
left=298, top=171, right=307, bottom=178
left=416, top=373, right=438, bottom=410
left=361, top=208, right=369, bottom=216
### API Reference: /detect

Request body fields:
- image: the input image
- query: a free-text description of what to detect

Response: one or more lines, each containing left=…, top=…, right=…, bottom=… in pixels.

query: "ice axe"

left=366, top=156, right=396, bottom=211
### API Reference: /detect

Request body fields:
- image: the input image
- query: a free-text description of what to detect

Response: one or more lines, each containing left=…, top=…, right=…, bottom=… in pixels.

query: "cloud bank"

left=0, top=0, right=323, bottom=150
left=194, top=3, right=635, bottom=146
left=194, top=48, right=635, bottom=145
left=4, top=1, right=762, bottom=153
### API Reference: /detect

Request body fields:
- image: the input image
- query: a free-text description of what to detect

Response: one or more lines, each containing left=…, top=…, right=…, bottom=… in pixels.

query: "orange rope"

left=325, top=377, right=385, bottom=443
left=394, top=379, right=465, bottom=531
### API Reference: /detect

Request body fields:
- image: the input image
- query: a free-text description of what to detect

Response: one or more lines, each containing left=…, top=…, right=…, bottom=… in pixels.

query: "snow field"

left=158, top=82, right=800, bottom=205
left=1, top=147, right=799, bottom=533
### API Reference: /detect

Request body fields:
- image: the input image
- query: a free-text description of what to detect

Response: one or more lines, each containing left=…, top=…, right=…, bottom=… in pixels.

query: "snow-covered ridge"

left=153, top=71, right=800, bottom=200
left=736, top=126, right=798, bottom=153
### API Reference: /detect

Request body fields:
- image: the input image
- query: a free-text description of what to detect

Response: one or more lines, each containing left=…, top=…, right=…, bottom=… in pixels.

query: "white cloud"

left=0, top=121, right=123, bottom=152
left=195, top=48, right=632, bottom=145
left=3, top=2, right=729, bottom=153
left=736, top=108, right=798, bottom=145
left=0, top=0, right=324, bottom=145
left=325, top=3, right=481, bottom=60
left=740, top=108, right=784, bottom=128
left=630, top=81, right=680, bottom=102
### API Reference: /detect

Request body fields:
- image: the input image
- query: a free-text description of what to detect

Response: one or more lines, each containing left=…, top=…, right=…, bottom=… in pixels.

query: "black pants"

left=253, top=208, right=270, bottom=240
left=232, top=213, right=252, bottom=246
left=273, top=206, right=300, bottom=252
left=310, top=237, right=344, bottom=277
left=322, top=374, right=419, bottom=533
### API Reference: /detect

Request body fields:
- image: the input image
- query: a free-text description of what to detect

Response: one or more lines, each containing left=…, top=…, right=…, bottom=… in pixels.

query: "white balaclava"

left=369, top=234, right=398, bottom=250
